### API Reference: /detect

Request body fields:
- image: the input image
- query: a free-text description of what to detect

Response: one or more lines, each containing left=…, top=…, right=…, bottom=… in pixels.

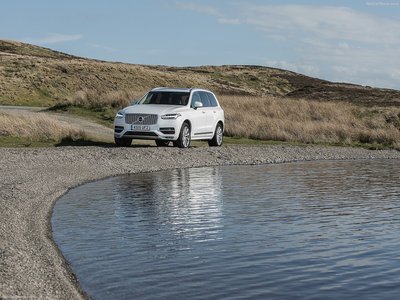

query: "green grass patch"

left=1, top=134, right=395, bottom=150
left=223, top=136, right=305, bottom=146
left=225, top=136, right=397, bottom=150
left=348, top=141, right=393, bottom=150
left=0, top=136, right=111, bottom=148
left=0, top=136, right=56, bottom=147
left=55, top=137, right=115, bottom=147
left=0, top=95, right=54, bottom=107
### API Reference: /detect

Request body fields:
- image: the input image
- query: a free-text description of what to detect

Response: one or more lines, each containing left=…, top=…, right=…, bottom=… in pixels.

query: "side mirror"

left=131, top=100, right=138, bottom=105
left=194, top=101, right=203, bottom=109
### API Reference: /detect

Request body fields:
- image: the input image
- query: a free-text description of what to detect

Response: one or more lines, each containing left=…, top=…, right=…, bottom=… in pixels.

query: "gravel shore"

left=1, top=145, right=399, bottom=299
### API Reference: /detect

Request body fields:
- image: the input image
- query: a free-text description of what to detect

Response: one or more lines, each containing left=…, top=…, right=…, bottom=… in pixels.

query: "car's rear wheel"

left=174, top=122, right=191, bottom=148
left=208, top=123, right=223, bottom=147
left=155, top=140, right=170, bottom=147
left=114, top=137, right=132, bottom=147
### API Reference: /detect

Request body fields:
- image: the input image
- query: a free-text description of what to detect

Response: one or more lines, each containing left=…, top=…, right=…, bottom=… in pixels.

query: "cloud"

left=218, top=18, right=241, bottom=25
left=241, top=4, right=400, bottom=45
left=25, top=33, right=83, bottom=45
left=176, top=2, right=241, bottom=25
left=322, top=44, right=400, bottom=87
left=267, top=60, right=320, bottom=77
left=176, top=2, right=400, bottom=88
left=176, top=2, right=222, bottom=17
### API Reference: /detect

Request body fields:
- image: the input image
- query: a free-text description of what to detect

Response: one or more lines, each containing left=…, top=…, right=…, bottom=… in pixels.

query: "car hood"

left=122, top=104, right=187, bottom=115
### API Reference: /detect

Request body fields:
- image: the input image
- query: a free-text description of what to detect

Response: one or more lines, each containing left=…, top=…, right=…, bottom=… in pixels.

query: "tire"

left=174, top=122, right=191, bottom=148
left=208, top=123, right=223, bottom=147
left=114, top=137, right=132, bottom=147
left=155, top=140, right=170, bottom=147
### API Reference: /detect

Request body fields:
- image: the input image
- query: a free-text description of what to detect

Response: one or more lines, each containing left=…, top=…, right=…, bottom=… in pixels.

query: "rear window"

left=206, top=92, right=218, bottom=107
left=139, top=92, right=190, bottom=105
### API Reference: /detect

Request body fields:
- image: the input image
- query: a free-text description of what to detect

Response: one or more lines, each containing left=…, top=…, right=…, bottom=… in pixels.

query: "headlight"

left=115, top=110, right=124, bottom=118
left=161, top=113, right=181, bottom=120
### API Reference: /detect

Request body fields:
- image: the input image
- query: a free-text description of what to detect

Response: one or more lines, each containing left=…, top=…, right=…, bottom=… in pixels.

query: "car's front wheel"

left=114, top=137, right=132, bottom=147
left=208, top=123, right=223, bottom=147
left=174, top=122, right=191, bottom=148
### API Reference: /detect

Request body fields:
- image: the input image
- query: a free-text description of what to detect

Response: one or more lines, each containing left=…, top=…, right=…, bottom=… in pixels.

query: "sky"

left=1, top=0, right=400, bottom=89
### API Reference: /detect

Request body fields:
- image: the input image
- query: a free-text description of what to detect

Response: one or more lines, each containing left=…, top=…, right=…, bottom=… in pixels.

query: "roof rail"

left=151, top=87, right=194, bottom=91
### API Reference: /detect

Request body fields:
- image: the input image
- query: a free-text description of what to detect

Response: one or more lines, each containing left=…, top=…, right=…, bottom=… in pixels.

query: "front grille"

left=125, top=114, right=158, bottom=125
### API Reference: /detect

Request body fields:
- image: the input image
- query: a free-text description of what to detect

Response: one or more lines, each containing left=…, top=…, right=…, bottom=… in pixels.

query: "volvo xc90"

left=114, top=88, right=225, bottom=148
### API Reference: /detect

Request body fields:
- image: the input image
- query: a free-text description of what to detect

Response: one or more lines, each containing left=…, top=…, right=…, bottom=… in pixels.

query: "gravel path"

left=1, top=145, right=399, bottom=299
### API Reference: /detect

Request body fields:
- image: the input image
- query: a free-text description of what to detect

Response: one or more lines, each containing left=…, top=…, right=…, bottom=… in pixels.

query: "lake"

left=52, top=159, right=400, bottom=299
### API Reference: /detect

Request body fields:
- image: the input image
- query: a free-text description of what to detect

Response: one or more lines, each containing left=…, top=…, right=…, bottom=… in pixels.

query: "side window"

left=191, top=92, right=201, bottom=108
left=199, top=92, right=211, bottom=107
left=206, top=92, right=218, bottom=107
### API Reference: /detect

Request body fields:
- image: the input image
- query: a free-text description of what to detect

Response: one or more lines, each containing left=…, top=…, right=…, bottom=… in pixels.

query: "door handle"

left=202, top=111, right=206, bottom=114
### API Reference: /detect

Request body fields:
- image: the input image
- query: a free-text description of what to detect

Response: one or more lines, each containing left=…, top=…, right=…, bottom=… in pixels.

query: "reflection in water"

left=112, top=168, right=223, bottom=246
left=52, top=160, right=400, bottom=300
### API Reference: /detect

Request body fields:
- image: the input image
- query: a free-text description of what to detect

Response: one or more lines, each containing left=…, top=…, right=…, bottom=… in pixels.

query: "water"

left=52, top=160, right=400, bottom=300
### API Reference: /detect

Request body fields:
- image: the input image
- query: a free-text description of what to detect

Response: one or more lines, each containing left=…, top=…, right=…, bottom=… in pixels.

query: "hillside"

left=0, top=39, right=399, bottom=107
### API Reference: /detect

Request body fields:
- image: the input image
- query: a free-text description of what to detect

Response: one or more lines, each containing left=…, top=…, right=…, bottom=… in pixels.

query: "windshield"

left=138, top=91, right=190, bottom=106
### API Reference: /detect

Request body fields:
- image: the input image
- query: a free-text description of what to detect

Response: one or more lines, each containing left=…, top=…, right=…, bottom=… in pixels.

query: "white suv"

left=114, top=88, right=225, bottom=148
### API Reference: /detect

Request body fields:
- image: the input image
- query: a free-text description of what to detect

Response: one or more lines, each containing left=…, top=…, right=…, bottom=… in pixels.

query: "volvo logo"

left=138, top=116, right=144, bottom=123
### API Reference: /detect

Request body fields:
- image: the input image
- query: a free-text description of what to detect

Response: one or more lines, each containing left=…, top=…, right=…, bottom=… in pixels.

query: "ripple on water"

left=52, top=160, right=400, bottom=300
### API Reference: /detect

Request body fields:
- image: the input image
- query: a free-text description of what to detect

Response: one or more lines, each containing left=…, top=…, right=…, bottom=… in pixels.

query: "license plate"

left=131, top=125, right=150, bottom=131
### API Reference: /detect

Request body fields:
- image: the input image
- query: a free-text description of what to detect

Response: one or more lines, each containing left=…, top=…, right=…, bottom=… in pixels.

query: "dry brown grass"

left=2, top=40, right=400, bottom=107
left=53, top=89, right=146, bottom=111
left=0, top=112, right=86, bottom=142
left=51, top=89, right=400, bottom=149
left=219, top=95, right=400, bottom=149
left=67, top=89, right=143, bottom=109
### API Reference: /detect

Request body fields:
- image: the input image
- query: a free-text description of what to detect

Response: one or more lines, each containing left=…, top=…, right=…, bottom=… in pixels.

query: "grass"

left=49, top=105, right=116, bottom=128
left=0, top=112, right=87, bottom=147
left=47, top=90, right=400, bottom=150
left=2, top=40, right=400, bottom=109
left=48, top=89, right=144, bottom=126
left=2, top=40, right=399, bottom=149
left=0, top=136, right=57, bottom=147
left=223, top=136, right=306, bottom=146
left=218, top=95, right=400, bottom=150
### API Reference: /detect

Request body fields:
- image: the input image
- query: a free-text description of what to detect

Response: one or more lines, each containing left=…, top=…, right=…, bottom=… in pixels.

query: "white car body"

left=114, top=88, right=225, bottom=148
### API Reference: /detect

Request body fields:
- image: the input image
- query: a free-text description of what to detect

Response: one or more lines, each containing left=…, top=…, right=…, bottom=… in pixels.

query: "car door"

left=199, top=92, right=215, bottom=135
left=205, top=92, right=222, bottom=127
left=190, top=92, right=209, bottom=137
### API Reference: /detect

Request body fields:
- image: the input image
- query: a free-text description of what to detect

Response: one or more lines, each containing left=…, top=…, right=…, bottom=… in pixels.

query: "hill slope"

left=0, top=39, right=399, bottom=106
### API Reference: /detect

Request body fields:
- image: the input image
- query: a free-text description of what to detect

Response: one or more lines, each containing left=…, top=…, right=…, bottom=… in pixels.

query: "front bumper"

left=114, top=119, right=180, bottom=141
